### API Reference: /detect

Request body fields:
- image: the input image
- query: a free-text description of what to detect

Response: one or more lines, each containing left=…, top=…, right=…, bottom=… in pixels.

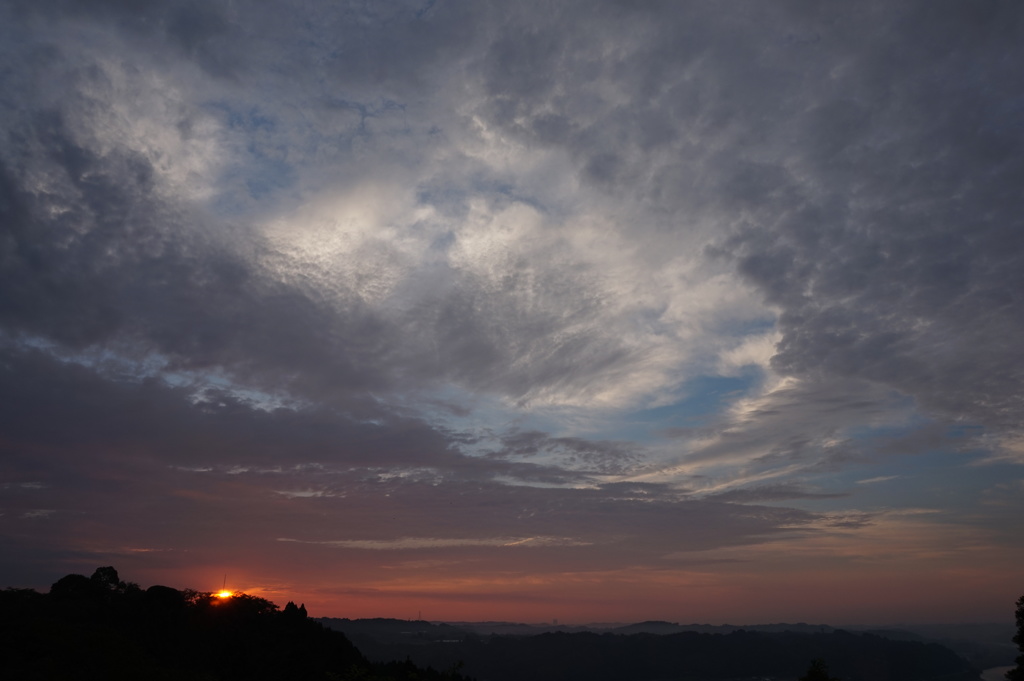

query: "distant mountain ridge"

left=320, top=617, right=990, bottom=681
left=322, top=616, right=1013, bottom=664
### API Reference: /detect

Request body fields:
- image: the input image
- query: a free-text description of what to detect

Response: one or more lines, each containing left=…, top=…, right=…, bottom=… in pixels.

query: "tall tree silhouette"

left=1008, top=594, right=1024, bottom=681
left=800, top=658, right=840, bottom=681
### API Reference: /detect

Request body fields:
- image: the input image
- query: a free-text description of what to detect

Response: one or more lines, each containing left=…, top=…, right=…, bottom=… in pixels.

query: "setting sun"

left=217, top=590, right=233, bottom=599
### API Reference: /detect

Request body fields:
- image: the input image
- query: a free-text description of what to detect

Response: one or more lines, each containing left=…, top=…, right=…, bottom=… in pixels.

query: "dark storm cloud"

left=0, top=123, right=390, bottom=399
left=0, top=89, right=416, bottom=406
left=0, top=346, right=443, bottom=469
left=8, top=0, right=239, bottom=78
left=715, top=5, right=1024, bottom=433
left=468, top=0, right=1024, bottom=437
left=471, top=1, right=789, bottom=209
left=9, top=0, right=474, bottom=84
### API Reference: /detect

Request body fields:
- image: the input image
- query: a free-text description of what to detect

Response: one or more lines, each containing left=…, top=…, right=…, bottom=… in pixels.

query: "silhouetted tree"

left=1008, top=594, right=1024, bottom=681
left=91, top=566, right=121, bottom=590
left=145, top=584, right=185, bottom=608
left=800, top=658, right=840, bottom=681
left=6, top=567, right=472, bottom=681
left=49, top=573, right=99, bottom=600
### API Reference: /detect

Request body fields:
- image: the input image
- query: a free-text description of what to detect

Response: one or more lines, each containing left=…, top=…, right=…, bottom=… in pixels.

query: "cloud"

left=639, top=376, right=919, bottom=491
left=1, top=0, right=780, bottom=418
left=462, top=0, right=1024, bottom=442
left=491, top=430, right=644, bottom=476
left=2, top=0, right=1023, bottom=622
left=0, top=345, right=823, bottom=575
left=20, top=510, right=56, bottom=520
left=706, top=484, right=849, bottom=504
left=703, top=4, right=1024, bottom=440
left=277, top=536, right=593, bottom=550
left=856, top=476, right=901, bottom=485
left=3, top=0, right=1020, bottom=423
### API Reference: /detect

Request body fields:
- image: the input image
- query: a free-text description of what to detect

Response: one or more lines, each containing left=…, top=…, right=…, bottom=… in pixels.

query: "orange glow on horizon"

left=136, top=535, right=1024, bottom=625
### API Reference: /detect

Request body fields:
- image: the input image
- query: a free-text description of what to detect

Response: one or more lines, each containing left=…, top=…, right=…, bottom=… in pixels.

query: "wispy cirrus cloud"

left=277, top=536, right=593, bottom=551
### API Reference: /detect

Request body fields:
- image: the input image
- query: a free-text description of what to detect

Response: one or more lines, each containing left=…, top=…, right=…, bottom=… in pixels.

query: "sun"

left=216, top=590, right=233, bottom=599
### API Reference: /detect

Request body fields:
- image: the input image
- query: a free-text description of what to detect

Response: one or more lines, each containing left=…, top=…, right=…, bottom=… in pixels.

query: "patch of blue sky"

left=413, top=0, right=438, bottom=20
left=242, top=156, right=295, bottom=199
left=207, top=156, right=295, bottom=214
left=400, top=370, right=768, bottom=464
left=420, top=391, right=519, bottom=434
left=390, top=384, right=594, bottom=459
left=416, top=175, right=550, bottom=220
left=229, top=108, right=278, bottom=133
left=201, top=101, right=281, bottom=140
left=428, top=230, right=457, bottom=252
left=160, top=366, right=309, bottom=413
left=9, top=333, right=305, bottom=414
left=799, top=424, right=1008, bottom=514
left=200, top=101, right=297, bottom=212
left=594, top=369, right=763, bottom=443
left=10, top=333, right=166, bottom=381
left=717, top=315, right=777, bottom=338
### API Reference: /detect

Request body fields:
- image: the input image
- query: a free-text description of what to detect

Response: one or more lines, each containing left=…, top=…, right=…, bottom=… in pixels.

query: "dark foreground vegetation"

left=322, top=617, right=983, bottom=681
left=2, top=567, right=1019, bottom=681
left=1009, top=594, right=1024, bottom=681
left=0, top=567, right=469, bottom=681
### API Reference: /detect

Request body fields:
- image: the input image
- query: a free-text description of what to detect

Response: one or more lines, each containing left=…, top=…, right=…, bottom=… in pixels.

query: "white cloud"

left=276, top=536, right=592, bottom=550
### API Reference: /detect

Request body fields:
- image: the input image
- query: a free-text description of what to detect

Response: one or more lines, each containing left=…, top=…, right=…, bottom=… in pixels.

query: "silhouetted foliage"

left=91, top=566, right=121, bottom=590
left=0, top=567, right=472, bottom=681
left=800, top=658, right=840, bottom=681
left=1, top=567, right=998, bottom=681
left=50, top=573, right=99, bottom=600
left=1008, top=594, right=1024, bottom=681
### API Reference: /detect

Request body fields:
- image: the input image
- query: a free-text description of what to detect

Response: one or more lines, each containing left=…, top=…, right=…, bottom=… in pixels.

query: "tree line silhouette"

left=2, top=567, right=1020, bottom=681
left=0, top=567, right=470, bottom=681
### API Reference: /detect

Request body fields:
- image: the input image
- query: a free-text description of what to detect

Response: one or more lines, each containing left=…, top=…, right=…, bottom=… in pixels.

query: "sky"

left=1, top=0, right=1023, bottom=625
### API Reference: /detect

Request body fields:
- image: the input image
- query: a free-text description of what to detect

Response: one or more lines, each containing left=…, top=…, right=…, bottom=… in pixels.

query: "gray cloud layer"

left=1, top=0, right=1022, bottom=615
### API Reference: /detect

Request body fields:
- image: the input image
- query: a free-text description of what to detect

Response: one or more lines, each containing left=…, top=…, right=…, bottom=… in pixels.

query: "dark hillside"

left=0, top=567, right=469, bottom=681
left=322, top=618, right=981, bottom=681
